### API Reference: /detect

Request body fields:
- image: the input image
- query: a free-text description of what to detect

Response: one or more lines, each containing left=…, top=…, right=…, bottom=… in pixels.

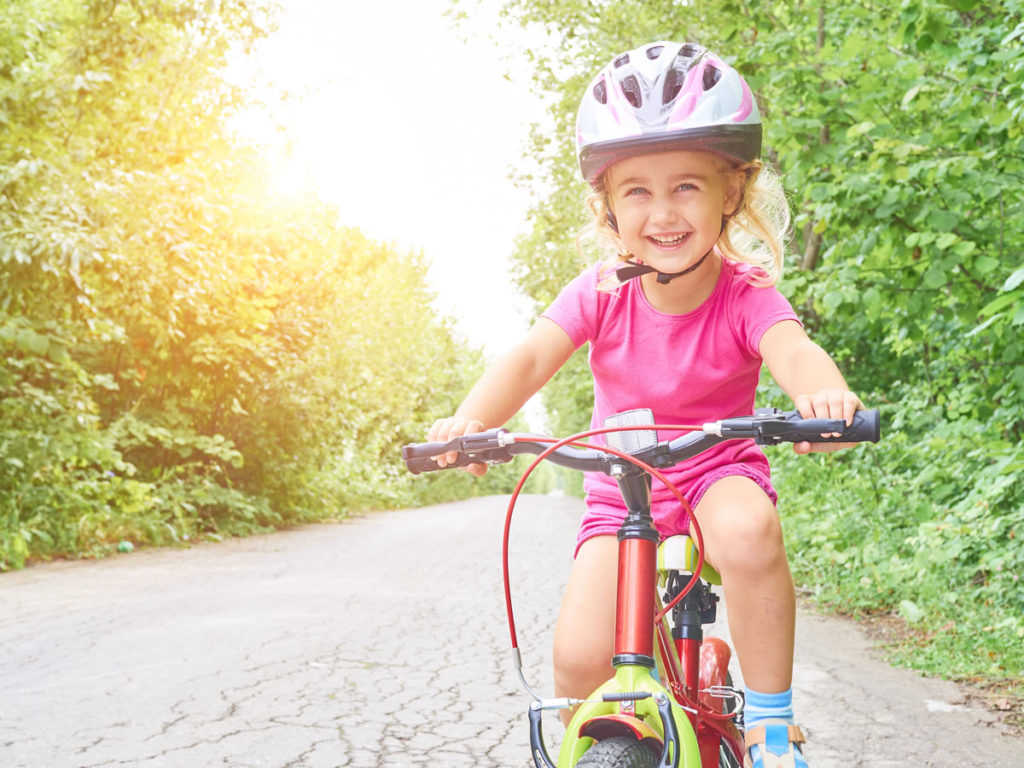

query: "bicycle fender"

left=698, top=637, right=732, bottom=711
left=580, top=714, right=662, bottom=753
left=558, top=666, right=700, bottom=767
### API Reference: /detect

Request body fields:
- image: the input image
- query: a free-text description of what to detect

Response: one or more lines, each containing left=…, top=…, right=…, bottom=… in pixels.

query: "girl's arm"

left=758, top=319, right=863, bottom=454
left=429, top=318, right=576, bottom=474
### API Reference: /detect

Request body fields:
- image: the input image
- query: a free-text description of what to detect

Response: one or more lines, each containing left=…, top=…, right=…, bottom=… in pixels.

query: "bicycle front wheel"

left=574, top=737, right=659, bottom=768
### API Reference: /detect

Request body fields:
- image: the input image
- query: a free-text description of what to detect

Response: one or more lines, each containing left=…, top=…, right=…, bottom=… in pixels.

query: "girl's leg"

left=694, top=475, right=808, bottom=766
left=693, top=475, right=794, bottom=692
left=551, top=534, right=618, bottom=727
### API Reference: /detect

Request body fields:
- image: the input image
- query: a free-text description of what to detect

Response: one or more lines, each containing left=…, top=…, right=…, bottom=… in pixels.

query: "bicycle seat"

left=657, top=535, right=721, bottom=585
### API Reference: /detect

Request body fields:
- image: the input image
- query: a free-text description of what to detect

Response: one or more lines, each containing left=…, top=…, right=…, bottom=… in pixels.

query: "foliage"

left=767, top=396, right=1024, bottom=682
left=1, top=0, right=502, bottom=570
left=493, top=0, right=1024, bottom=685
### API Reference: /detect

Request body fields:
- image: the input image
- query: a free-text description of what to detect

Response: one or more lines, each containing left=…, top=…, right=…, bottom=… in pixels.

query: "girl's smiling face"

left=606, top=151, right=743, bottom=278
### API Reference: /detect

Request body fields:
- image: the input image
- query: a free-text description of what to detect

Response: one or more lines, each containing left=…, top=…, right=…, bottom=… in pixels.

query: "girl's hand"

left=427, top=416, right=488, bottom=476
left=792, top=389, right=864, bottom=455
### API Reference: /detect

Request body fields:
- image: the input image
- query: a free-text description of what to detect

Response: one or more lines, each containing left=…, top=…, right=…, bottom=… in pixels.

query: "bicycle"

left=402, top=407, right=880, bottom=767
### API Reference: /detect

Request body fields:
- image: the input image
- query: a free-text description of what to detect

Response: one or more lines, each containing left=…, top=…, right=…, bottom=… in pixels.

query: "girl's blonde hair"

left=578, top=157, right=791, bottom=289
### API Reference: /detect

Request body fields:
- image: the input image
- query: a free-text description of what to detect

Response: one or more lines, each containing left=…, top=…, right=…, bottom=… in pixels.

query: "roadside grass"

left=772, top=410, right=1024, bottom=732
left=856, top=609, right=1024, bottom=733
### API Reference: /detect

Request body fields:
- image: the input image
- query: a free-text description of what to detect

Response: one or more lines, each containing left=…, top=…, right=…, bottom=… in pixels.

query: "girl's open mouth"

left=647, top=232, right=690, bottom=248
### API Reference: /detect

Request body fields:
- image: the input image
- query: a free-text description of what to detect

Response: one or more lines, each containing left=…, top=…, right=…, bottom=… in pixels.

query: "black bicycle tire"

left=574, top=736, right=659, bottom=768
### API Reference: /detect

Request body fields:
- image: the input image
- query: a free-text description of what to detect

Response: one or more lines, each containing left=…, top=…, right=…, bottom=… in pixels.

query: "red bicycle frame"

left=609, top=467, right=744, bottom=766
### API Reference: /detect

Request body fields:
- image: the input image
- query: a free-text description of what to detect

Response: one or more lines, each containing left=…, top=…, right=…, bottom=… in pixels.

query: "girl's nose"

left=650, top=196, right=680, bottom=225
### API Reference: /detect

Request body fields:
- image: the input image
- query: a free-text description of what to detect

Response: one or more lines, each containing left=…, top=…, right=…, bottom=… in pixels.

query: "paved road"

left=0, top=495, right=1018, bottom=767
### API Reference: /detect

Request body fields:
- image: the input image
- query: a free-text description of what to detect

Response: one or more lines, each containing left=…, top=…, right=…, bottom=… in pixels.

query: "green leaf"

left=967, top=314, right=999, bottom=338
left=952, top=241, right=976, bottom=258
left=902, top=84, right=923, bottom=107
left=15, top=330, right=50, bottom=356
left=900, top=599, right=925, bottom=624
left=974, top=256, right=999, bottom=275
left=979, top=290, right=1022, bottom=318
left=1004, top=268, right=1024, bottom=292
left=923, top=266, right=947, bottom=289
left=847, top=121, right=877, bottom=139
left=927, top=210, right=960, bottom=231
left=822, top=290, right=844, bottom=310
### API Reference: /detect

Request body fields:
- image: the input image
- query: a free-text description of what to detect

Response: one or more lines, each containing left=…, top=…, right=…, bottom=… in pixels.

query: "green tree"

left=1, top=0, right=496, bottom=569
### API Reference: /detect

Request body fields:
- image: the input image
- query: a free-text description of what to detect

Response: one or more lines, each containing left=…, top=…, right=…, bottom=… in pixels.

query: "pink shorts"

left=575, top=463, right=777, bottom=556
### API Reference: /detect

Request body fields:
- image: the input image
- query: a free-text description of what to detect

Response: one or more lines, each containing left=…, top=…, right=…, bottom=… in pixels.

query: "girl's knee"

left=697, top=478, right=787, bottom=577
left=552, top=633, right=611, bottom=694
left=731, top=501, right=784, bottom=548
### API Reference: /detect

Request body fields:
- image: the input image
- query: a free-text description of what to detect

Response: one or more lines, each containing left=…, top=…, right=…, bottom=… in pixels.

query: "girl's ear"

left=723, top=168, right=746, bottom=217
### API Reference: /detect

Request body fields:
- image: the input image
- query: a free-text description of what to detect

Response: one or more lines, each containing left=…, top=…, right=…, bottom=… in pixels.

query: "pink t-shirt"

left=541, top=258, right=799, bottom=506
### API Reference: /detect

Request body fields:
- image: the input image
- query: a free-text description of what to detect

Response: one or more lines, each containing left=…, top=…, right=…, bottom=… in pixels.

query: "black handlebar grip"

left=401, top=439, right=493, bottom=474
left=403, top=442, right=443, bottom=475
left=403, top=454, right=481, bottom=474
left=807, top=408, right=881, bottom=443
left=403, top=454, right=443, bottom=474
left=758, top=409, right=882, bottom=445
left=402, top=442, right=454, bottom=475
left=841, top=408, right=881, bottom=443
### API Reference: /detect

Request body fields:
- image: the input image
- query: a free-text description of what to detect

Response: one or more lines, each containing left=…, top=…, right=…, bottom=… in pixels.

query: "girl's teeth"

left=651, top=234, right=687, bottom=246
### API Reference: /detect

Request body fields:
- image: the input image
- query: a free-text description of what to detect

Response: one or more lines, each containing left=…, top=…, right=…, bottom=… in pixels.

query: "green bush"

left=0, top=0, right=509, bottom=569
left=771, top=401, right=1024, bottom=682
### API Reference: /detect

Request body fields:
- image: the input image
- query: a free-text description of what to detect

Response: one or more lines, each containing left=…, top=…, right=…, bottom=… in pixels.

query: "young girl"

left=430, top=42, right=862, bottom=768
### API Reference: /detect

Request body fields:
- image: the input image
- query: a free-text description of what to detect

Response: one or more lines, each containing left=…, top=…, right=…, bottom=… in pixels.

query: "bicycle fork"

left=529, top=680, right=687, bottom=768
left=529, top=466, right=701, bottom=767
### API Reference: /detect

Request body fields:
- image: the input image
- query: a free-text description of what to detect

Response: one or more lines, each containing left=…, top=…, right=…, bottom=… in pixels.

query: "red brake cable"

left=500, top=424, right=706, bottom=653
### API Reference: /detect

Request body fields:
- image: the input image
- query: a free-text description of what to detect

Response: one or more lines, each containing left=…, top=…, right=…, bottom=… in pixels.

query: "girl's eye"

left=676, top=182, right=696, bottom=192
left=625, top=187, right=648, bottom=197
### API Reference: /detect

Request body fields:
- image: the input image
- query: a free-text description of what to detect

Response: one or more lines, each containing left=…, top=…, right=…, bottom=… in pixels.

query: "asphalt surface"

left=0, top=495, right=1018, bottom=767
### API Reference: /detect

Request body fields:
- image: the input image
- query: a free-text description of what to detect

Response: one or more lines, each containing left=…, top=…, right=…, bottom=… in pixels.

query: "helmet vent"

left=702, top=65, right=722, bottom=91
left=679, top=43, right=703, bottom=59
left=620, top=74, right=642, bottom=108
left=593, top=79, right=608, bottom=104
left=662, top=68, right=683, bottom=104
left=646, top=45, right=664, bottom=60
left=614, top=53, right=631, bottom=68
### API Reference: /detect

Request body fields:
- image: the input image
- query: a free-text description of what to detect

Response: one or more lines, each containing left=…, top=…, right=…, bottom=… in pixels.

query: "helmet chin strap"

left=614, top=248, right=712, bottom=285
left=610, top=215, right=727, bottom=285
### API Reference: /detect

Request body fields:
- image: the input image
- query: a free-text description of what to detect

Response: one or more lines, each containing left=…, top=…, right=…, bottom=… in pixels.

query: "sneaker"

left=743, top=719, right=808, bottom=768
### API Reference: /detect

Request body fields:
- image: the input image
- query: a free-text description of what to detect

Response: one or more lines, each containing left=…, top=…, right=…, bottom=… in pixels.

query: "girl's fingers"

left=427, top=417, right=486, bottom=471
left=794, top=389, right=863, bottom=446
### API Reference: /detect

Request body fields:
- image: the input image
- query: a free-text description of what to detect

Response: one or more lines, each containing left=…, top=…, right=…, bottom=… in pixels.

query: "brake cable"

left=499, top=424, right=707, bottom=695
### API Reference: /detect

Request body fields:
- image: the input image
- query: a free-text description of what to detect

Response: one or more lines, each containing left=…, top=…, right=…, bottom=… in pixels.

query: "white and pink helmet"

left=576, top=42, right=762, bottom=184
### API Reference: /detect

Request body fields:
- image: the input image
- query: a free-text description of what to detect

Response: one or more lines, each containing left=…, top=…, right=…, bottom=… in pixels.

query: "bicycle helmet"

left=576, top=42, right=762, bottom=185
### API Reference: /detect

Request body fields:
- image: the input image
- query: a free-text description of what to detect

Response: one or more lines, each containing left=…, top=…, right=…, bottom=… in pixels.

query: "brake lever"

left=703, top=408, right=785, bottom=438
left=754, top=417, right=846, bottom=445
left=705, top=408, right=845, bottom=444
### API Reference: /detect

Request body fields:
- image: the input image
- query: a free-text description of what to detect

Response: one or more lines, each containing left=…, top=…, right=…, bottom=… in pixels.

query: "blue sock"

left=743, top=687, right=807, bottom=768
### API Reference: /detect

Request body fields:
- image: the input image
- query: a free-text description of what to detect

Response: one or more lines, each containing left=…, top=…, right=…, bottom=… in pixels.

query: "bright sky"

left=231, top=0, right=551, bottom=357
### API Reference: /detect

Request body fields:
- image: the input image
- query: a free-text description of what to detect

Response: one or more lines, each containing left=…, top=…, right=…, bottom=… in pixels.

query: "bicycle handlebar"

left=402, top=408, right=880, bottom=475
